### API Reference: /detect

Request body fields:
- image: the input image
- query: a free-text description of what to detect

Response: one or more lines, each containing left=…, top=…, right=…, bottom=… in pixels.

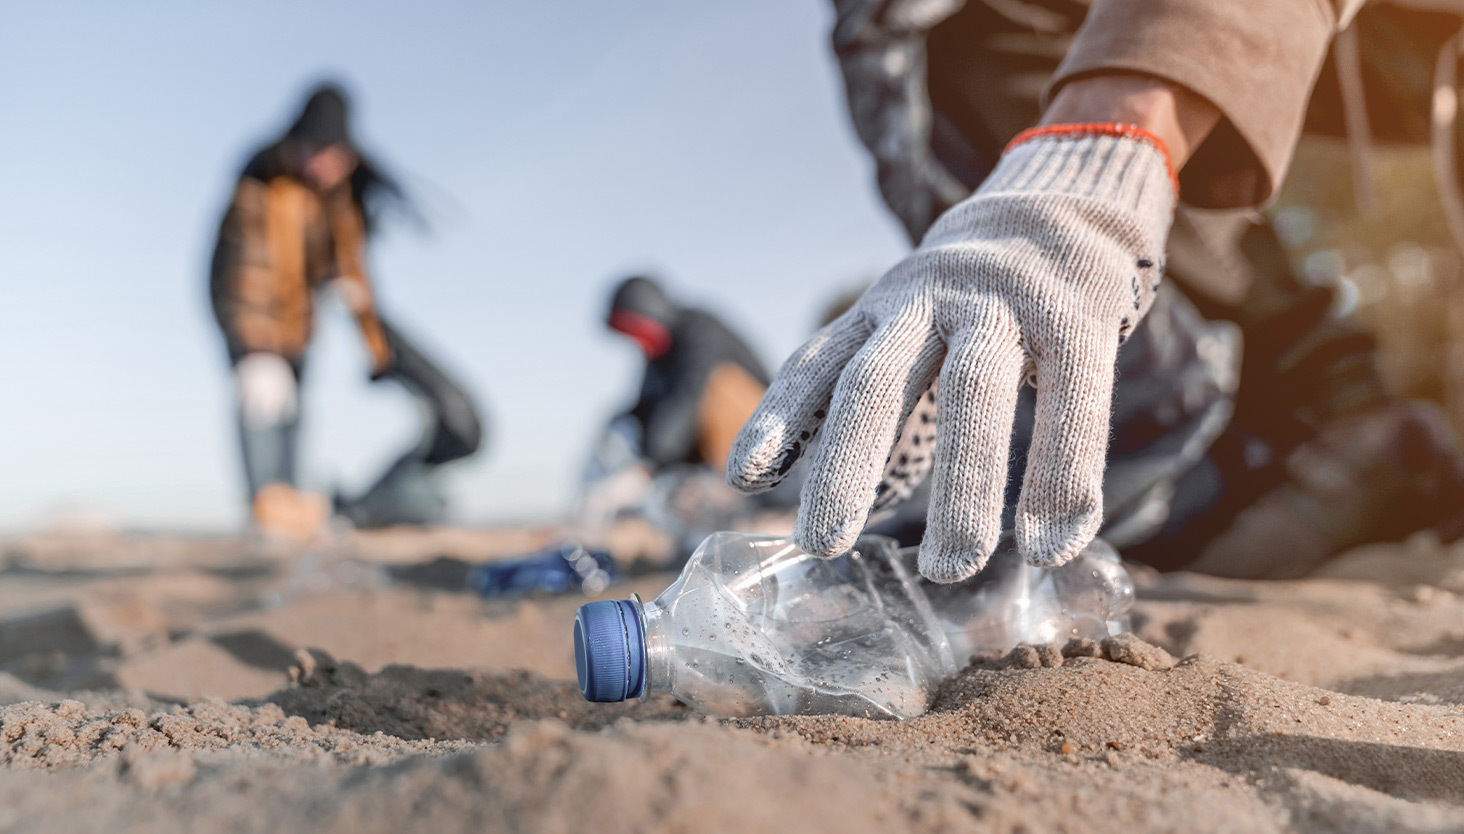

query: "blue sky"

left=0, top=1, right=909, bottom=531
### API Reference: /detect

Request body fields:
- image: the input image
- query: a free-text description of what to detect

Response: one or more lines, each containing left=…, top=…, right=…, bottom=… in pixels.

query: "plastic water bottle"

left=572, top=532, right=1132, bottom=718
left=274, top=542, right=618, bottom=606
left=469, top=543, right=617, bottom=598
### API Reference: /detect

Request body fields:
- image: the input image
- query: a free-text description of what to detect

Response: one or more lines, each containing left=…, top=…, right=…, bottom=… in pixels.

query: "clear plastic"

left=466, top=543, right=617, bottom=598
left=917, top=535, right=1134, bottom=659
left=636, top=532, right=1132, bottom=718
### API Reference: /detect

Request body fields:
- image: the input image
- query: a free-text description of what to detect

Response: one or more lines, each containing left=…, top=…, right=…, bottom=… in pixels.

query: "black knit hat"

left=608, top=276, right=678, bottom=327
left=284, top=83, right=353, bottom=151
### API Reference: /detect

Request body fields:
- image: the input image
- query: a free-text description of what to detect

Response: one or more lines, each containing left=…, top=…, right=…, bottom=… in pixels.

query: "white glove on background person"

left=234, top=352, right=300, bottom=432
left=727, top=124, right=1177, bottom=582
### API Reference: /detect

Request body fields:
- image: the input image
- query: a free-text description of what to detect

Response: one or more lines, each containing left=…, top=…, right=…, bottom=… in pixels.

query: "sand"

left=1, top=523, right=1463, bottom=832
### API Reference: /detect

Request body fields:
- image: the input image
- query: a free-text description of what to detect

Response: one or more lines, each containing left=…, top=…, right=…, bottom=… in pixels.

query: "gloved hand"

left=234, top=352, right=300, bottom=432
left=727, top=125, right=1176, bottom=582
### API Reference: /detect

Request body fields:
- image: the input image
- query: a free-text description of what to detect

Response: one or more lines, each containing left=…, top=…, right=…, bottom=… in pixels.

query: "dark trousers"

left=231, top=316, right=485, bottom=526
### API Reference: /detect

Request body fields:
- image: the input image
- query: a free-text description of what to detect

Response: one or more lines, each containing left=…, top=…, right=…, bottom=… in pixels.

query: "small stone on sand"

left=1100, top=634, right=1175, bottom=671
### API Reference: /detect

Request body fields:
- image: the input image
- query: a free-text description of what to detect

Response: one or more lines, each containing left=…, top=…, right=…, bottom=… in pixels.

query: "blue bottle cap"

left=573, top=599, right=646, bottom=702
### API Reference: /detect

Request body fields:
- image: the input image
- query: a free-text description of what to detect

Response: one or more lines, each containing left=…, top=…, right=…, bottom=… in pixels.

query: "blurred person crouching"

left=575, top=276, right=787, bottom=557
left=209, top=83, right=483, bottom=541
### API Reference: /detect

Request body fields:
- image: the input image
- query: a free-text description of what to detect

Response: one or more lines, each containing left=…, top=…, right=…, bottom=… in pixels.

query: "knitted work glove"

left=727, top=124, right=1177, bottom=582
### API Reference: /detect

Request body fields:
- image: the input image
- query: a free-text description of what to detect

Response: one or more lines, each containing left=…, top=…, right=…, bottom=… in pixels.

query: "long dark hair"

left=249, top=81, right=416, bottom=235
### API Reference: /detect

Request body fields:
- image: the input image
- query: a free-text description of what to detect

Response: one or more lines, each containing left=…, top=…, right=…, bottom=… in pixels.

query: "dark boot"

left=1183, top=400, right=1464, bottom=578
left=1122, top=216, right=1464, bottom=577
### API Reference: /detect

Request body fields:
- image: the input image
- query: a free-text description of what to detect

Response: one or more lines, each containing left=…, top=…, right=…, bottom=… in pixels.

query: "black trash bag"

left=335, top=316, right=486, bottom=527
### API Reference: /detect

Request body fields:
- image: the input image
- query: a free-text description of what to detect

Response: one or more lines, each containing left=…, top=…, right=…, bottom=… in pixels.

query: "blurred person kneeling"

left=209, top=83, right=483, bottom=542
left=577, top=276, right=786, bottom=557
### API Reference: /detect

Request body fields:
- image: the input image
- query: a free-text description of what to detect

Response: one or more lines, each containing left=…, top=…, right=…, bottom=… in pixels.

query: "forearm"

left=1046, top=0, right=1336, bottom=207
left=355, top=306, right=394, bottom=375
left=327, top=272, right=391, bottom=373
left=1041, top=74, right=1220, bottom=169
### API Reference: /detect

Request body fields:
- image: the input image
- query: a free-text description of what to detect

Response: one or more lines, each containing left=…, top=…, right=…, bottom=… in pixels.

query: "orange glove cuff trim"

left=1006, top=123, right=1179, bottom=197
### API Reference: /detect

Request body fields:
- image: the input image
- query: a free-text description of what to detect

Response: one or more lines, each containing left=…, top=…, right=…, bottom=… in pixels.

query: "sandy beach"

left=0, top=522, right=1462, bottom=833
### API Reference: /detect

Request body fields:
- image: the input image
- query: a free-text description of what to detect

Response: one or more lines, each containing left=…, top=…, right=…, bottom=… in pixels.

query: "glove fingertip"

left=1015, top=511, right=1101, bottom=568
left=917, top=540, right=990, bottom=584
left=726, top=466, right=777, bottom=495
left=793, top=515, right=863, bottom=560
left=725, top=429, right=805, bottom=494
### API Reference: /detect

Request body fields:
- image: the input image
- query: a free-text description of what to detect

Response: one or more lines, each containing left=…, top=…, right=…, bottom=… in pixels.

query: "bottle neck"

left=639, top=597, right=675, bottom=697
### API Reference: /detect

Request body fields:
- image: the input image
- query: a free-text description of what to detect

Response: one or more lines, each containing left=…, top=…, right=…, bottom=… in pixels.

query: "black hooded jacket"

left=610, top=278, right=770, bottom=469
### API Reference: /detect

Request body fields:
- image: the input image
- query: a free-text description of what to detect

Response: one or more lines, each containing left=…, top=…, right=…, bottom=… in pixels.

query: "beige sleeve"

left=1047, top=0, right=1346, bottom=208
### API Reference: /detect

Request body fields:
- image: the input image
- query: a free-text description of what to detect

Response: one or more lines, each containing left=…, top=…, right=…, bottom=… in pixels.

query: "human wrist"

left=1042, top=74, right=1218, bottom=169
left=982, top=127, right=1176, bottom=234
